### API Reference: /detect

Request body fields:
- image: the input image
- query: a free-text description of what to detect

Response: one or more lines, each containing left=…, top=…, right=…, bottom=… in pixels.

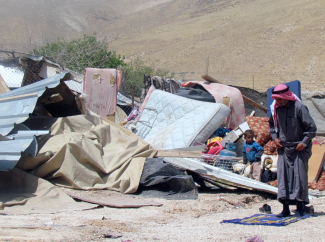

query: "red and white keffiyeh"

left=270, top=84, right=301, bottom=132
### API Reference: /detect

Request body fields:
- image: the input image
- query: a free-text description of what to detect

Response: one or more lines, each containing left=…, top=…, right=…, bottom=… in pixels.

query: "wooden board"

left=308, top=144, right=325, bottom=183
left=155, top=150, right=202, bottom=158
left=71, top=195, right=162, bottom=208
left=0, top=73, right=10, bottom=94
left=220, top=130, right=240, bottom=147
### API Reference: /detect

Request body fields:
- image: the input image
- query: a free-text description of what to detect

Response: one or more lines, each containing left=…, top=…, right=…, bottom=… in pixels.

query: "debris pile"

left=1, top=55, right=324, bottom=215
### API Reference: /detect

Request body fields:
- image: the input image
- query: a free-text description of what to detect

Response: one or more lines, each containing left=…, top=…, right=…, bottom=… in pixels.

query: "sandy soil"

left=0, top=188, right=324, bottom=242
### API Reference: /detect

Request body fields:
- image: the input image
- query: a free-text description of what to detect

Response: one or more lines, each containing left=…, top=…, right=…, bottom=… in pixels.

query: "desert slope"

left=0, top=0, right=324, bottom=92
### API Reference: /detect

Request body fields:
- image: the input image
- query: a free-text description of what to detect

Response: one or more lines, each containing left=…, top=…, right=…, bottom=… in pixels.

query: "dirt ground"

left=1, top=187, right=325, bottom=242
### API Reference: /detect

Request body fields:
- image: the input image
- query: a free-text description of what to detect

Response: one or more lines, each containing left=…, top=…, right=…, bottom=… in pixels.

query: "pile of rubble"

left=0, top=55, right=324, bottom=215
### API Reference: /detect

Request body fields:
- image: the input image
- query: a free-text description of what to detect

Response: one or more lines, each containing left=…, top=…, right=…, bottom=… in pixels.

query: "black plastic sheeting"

left=135, top=158, right=198, bottom=200
left=175, top=86, right=215, bottom=103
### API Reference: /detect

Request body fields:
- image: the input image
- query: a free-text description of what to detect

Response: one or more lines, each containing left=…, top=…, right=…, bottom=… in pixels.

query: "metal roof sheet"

left=0, top=124, right=49, bottom=171
left=0, top=72, right=73, bottom=136
left=0, top=72, right=73, bottom=171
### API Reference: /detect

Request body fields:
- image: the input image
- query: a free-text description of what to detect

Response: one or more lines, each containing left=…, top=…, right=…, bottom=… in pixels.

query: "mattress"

left=135, top=90, right=230, bottom=150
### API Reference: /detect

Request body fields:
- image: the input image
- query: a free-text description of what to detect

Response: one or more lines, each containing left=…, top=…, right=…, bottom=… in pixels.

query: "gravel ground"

left=1, top=188, right=324, bottom=242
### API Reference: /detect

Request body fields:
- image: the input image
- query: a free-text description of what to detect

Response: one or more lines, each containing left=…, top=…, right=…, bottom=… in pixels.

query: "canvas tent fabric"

left=0, top=168, right=96, bottom=215
left=182, top=81, right=246, bottom=129
left=301, top=91, right=325, bottom=135
left=19, top=114, right=157, bottom=194
left=134, top=89, right=230, bottom=150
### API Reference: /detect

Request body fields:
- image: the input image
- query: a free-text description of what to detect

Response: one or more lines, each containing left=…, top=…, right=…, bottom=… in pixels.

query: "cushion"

left=269, top=170, right=325, bottom=191
left=263, top=140, right=278, bottom=155
left=308, top=170, right=325, bottom=191
left=246, top=116, right=272, bottom=146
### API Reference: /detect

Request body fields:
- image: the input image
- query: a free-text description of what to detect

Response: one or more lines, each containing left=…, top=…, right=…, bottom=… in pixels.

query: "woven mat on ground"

left=221, top=213, right=313, bottom=226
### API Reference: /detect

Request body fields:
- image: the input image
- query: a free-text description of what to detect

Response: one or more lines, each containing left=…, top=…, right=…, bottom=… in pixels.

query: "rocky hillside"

left=0, top=0, right=324, bottom=92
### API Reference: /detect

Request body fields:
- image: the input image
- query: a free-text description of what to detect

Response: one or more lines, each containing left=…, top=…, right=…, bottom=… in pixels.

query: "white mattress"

left=135, top=90, right=230, bottom=150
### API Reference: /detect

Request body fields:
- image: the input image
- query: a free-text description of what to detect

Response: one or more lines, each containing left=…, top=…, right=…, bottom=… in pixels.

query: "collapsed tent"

left=0, top=168, right=96, bottom=214
left=0, top=72, right=83, bottom=171
left=17, top=114, right=158, bottom=194
left=301, top=90, right=325, bottom=135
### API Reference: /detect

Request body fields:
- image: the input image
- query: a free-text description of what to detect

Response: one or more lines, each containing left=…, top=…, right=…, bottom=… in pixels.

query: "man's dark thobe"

left=269, top=100, right=317, bottom=204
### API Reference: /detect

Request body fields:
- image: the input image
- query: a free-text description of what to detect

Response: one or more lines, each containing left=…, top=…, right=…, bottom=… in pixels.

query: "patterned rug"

left=221, top=213, right=312, bottom=226
left=268, top=170, right=325, bottom=191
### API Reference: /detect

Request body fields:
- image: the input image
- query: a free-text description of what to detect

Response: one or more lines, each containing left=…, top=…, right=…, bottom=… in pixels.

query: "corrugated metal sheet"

left=0, top=72, right=74, bottom=136
left=0, top=72, right=74, bottom=171
left=0, top=124, right=49, bottom=171
left=117, top=92, right=141, bottom=107
left=163, top=157, right=279, bottom=195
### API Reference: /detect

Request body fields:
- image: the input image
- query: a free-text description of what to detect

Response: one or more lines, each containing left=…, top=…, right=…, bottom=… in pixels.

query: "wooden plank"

left=40, top=93, right=63, bottom=105
left=155, top=150, right=202, bottom=158
left=0, top=92, right=38, bottom=102
left=0, top=73, right=10, bottom=94
left=70, top=195, right=162, bottom=208
left=242, top=95, right=267, bottom=113
left=308, top=144, right=325, bottom=183
left=223, top=96, right=230, bottom=107
left=201, top=74, right=221, bottom=84
left=201, top=74, right=267, bottom=113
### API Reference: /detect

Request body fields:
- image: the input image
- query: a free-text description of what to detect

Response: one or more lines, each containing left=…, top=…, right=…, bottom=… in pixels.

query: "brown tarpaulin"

left=0, top=168, right=97, bottom=214
left=20, top=114, right=158, bottom=194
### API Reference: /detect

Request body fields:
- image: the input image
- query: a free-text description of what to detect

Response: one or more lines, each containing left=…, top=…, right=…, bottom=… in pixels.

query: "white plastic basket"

left=200, top=154, right=242, bottom=172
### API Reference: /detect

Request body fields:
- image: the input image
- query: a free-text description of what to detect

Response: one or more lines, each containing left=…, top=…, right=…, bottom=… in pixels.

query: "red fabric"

left=308, top=170, right=325, bottom=191
left=313, top=136, right=325, bottom=145
left=246, top=116, right=272, bottom=146
left=267, top=180, right=278, bottom=187
left=268, top=170, right=325, bottom=191
left=270, top=84, right=301, bottom=132
left=271, top=84, right=300, bottom=101
left=263, top=140, right=278, bottom=155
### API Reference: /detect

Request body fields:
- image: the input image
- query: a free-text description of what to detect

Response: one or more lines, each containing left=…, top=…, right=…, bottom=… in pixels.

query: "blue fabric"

left=243, top=141, right=263, bottom=162
left=221, top=213, right=313, bottom=226
left=267, top=80, right=301, bottom=117
left=213, top=127, right=230, bottom=138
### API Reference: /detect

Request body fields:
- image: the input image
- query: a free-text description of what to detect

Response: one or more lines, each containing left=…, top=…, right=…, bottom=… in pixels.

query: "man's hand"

left=274, top=138, right=283, bottom=148
left=295, top=143, right=305, bottom=151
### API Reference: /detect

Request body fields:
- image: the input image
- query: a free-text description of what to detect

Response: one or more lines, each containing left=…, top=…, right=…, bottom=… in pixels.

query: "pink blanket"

left=182, top=81, right=246, bottom=129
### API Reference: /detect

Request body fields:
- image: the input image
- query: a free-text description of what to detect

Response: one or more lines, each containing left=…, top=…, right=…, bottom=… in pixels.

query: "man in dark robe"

left=269, top=84, right=317, bottom=217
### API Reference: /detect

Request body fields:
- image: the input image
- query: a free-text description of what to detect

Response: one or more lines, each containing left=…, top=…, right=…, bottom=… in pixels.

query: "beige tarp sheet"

left=0, top=168, right=97, bottom=214
left=17, top=114, right=158, bottom=194
left=301, top=91, right=325, bottom=135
